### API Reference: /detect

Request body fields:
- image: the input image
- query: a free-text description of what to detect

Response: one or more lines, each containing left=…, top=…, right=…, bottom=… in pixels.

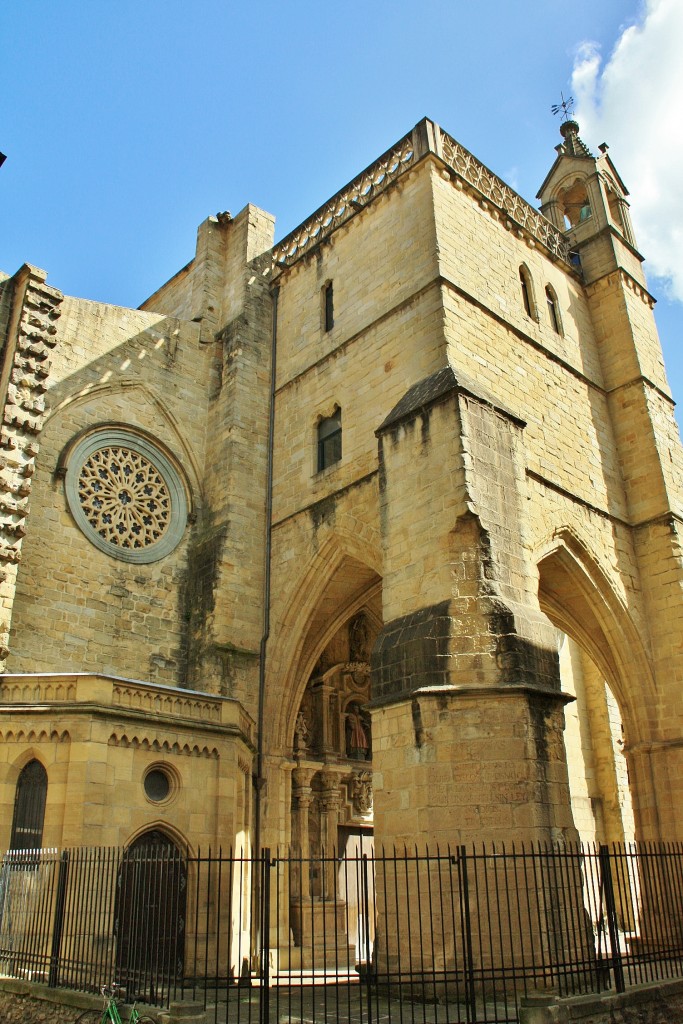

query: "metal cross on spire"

left=551, top=93, right=575, bottom=122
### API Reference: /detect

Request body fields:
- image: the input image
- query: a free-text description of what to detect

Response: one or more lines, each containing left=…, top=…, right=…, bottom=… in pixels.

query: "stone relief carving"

left=351, top=770, right=373, bottom=815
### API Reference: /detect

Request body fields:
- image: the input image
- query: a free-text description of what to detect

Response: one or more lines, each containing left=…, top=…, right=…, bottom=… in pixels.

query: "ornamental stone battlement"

left=269, top=118, right=572, bottom=273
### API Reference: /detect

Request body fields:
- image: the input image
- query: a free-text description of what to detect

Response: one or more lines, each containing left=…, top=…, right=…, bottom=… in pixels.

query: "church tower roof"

left=557, top=119, right=593, bottom=159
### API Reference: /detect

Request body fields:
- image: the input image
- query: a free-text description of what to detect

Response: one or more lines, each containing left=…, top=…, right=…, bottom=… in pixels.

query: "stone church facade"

left=1, top=117, right=681, bottom=864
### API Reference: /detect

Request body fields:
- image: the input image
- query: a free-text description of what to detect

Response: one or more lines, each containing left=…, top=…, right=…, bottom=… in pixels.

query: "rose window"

left=65, top=430, right=188, bottom=564
left=78, top=446, right=171, bottom=549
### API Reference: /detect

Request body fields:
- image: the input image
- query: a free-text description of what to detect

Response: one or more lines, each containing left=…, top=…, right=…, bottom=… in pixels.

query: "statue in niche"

left=349, top=613, right=371, bottom=663
left=346, top=702, right=370, bottom=760
left=294, top=710, right=309, bottom=753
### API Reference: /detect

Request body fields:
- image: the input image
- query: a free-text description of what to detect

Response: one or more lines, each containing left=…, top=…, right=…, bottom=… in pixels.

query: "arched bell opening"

left=558, top=178, right=592, bottom=229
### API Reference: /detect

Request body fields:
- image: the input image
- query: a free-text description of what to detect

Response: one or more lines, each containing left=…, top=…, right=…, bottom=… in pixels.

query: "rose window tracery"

left=78, top=446, right=171, bottom=549
left=65, top=429, right=188, bottom=564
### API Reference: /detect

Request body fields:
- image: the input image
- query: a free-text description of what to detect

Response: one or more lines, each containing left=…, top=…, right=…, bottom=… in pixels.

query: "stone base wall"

left=520, top=979, right=683, bottom=1024
left=0, top=980, right=123, bottom=1024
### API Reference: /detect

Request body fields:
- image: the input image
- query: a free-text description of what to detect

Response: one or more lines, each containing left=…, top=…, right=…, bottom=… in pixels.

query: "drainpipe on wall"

left=254, top=283, right=279, bottom=859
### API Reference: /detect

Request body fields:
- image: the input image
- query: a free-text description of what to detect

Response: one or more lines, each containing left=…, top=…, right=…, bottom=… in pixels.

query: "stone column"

left=290, top=766, right=314, bottom=899
left=319, top=770, right=342, bottom=898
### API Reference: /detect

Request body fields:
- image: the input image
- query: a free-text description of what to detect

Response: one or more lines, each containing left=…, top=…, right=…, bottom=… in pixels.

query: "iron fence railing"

left=1, top=842, right=682, bottom=1023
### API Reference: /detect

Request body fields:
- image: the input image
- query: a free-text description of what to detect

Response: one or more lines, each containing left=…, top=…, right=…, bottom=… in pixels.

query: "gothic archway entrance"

left=115, top=830, right=186, bottom=1001
left=537, top=542, right=645, bottom=844
left=289, top=611, right=376, bottom=967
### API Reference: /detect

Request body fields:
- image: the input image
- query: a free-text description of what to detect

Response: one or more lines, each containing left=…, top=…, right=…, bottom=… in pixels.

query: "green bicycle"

left=74, top=984, right=155, bottom=1024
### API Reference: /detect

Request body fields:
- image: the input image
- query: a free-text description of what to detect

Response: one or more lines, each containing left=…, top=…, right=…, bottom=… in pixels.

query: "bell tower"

left=538, top=115, right=683, bottom=839
left=537, top=117, right=638, bottom=287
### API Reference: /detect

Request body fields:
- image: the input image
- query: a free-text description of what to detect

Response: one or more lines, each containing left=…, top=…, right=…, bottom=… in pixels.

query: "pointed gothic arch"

left=269, top=534, right=382, bottom=755
left=537, top=529, right=656, bottom=841
left=537, top=529, right=655, bottom=741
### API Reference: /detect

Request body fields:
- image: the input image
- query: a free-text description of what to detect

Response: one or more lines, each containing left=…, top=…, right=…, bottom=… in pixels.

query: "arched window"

left=545, top=286, right=562, bottom=335
left=10, top=760, right=47, bottom=850
left=317, top=408, right=342, bottom=471
left=519, top=265, right=535, bottom=319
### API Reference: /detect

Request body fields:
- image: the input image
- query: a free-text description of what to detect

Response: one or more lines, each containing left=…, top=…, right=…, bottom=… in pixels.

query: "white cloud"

left=571, top=0, right=683, bottom=301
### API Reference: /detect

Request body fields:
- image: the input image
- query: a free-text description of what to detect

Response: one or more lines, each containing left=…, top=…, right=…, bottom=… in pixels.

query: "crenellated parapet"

left=0, top=266, right=62, bottom=662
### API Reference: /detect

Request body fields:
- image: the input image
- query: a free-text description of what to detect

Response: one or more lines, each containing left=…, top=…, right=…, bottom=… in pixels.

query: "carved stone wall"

left=0, top=266, right=62, bottom=666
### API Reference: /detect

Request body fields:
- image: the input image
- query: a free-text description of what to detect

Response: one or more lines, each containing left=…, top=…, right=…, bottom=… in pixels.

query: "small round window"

left=65, top=429, right=187, bottom=564
left=144, top=767, right=172, bottom=803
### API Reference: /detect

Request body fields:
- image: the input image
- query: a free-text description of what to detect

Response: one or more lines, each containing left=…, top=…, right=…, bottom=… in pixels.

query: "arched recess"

left=269, top=532, right=382, bottom=756
left=116, top=828, right=187, bottom=997
left=537, top=531, right=655, bottom=843
left=269, top=542, right=382, bottom=964
left=266, top=534, right=381, bottom=869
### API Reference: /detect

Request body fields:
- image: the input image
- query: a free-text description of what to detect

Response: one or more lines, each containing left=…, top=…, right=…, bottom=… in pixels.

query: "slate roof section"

left=376, top=365, right=525, bottom=435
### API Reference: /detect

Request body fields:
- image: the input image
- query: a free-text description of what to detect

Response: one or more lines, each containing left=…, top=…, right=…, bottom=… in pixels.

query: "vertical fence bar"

left=361, top=851, right=373, bottom=1024
left=259, top=849, right=270, bottom=1024
left=598, top=845, right=624, bottom=993
left=458, top=846, right=476, bottom=1024
left=47, top=850, right=69, bottom=988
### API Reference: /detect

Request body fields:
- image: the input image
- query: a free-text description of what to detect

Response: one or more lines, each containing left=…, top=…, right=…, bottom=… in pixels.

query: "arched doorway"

left=537, top=539, right=647, bottom=844
left=289, top=610, right=376, bottom=966
left=558, top=632, right=635, bottom=845
left=115, top=830, right=186, bottom=1001
left=9, top=759, right=47, bottom=851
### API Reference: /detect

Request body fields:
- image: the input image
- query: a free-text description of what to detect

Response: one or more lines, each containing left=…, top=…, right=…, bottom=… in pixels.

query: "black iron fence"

left=1, top=842, right=683, bottom=1023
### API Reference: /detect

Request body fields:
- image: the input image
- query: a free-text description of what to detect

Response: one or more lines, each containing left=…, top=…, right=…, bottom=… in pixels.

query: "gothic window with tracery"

left=65, top=429, right=188, bottom=564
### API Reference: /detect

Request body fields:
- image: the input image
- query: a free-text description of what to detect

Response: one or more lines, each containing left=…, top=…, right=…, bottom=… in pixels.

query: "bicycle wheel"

left=74, top=1011, right=102, bottom=1024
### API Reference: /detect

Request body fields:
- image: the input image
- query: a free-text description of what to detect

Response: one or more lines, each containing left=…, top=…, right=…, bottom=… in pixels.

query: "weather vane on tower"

left=551, top=93, right=575, bottom=122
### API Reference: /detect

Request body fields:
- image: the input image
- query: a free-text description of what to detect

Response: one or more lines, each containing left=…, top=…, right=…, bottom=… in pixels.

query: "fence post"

left=259, top=849, right=271, bottom=1024
left=361, top=852, right=373, bottom=1024
left=48, top=850, right=69, bottom=989
left=458, top=846, right=477, bottom=1024
left=598, top=845, right=625, bottom=993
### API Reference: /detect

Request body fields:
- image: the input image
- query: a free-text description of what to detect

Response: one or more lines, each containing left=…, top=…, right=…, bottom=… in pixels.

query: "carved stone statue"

left=346, top=702, right=369, bottom=760
left=349, top=613, right=371, bottom=662
left=294, top=710, right=309, bottom=752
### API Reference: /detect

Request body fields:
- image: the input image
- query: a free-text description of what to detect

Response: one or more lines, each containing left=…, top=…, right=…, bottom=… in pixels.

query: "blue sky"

left=2, top=1, right=682, bottom=418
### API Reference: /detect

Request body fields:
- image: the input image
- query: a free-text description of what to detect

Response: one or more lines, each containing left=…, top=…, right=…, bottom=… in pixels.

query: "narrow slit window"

left=317, top=409, right=342, bottom=472
left=519, top=267, right=532, bottom=318
left=10, top=760, right=47, bottom=851
left=546, top=286, right=561, bottom=334
left=324, top=282, right=334, bottom=332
